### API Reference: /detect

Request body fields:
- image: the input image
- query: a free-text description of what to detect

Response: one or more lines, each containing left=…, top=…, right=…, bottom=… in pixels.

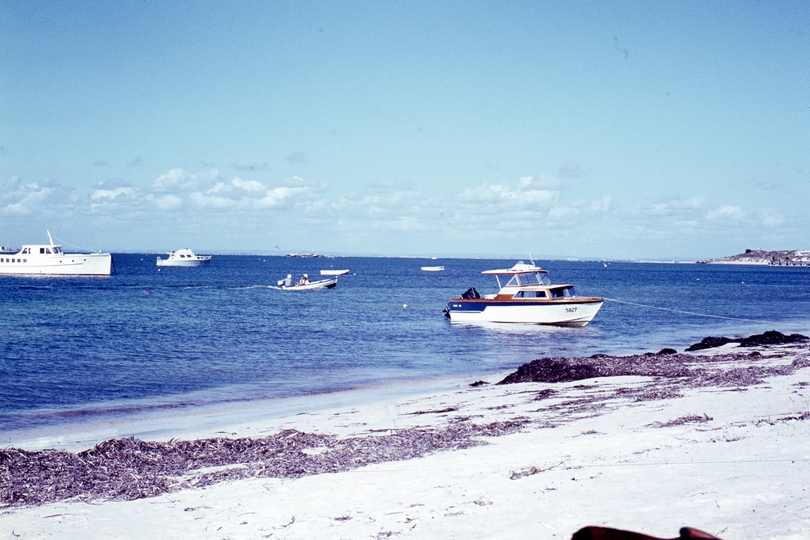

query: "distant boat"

left=0, top=231, right=112, bottom=276
left=156, top=249, right=212, bottom=267
left=421, top=266, right=445, bottom=272
left=320, top=269, right=350, bottom=276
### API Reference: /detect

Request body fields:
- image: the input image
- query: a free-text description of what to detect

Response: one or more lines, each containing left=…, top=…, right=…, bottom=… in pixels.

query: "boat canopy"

left=483, top=262, right=552, bottom=288
left=482, top=262, right=548, bottom=275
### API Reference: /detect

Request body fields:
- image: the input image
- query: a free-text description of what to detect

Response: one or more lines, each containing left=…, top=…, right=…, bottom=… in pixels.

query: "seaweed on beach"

left=685, top=336, right=739, bottom=351
left=0, top=419, right=528, bottom=508
left=496, top=354, right=694, bottom=385
left=499, top=331, right=810, bottom=387
left=686, top=330, right=808, bottom=351
left=650, top=413, right=713, bottom=428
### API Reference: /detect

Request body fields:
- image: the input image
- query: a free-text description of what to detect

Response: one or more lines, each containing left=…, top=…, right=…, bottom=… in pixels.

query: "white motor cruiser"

left=0, top=231, right=112, bottom=276
left=156, top=249, right=212, bottom=267
left=445, top=261, right=603, bottom=326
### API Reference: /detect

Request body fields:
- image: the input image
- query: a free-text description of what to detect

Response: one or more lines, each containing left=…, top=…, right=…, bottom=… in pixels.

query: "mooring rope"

left=51, top=234, right=95, bottom=253
left=602, top=297, right=775, bottom=324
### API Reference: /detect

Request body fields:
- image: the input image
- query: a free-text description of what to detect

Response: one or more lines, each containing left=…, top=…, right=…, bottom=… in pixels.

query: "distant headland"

left=703, top=249, right=810, bottom=266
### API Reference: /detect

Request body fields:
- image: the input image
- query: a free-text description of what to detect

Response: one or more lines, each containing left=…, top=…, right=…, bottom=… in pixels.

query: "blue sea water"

left=2, top=255, right=810, bottom=434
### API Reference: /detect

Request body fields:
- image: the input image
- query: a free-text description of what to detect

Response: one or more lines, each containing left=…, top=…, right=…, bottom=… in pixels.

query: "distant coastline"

left=703, top=248, right=810, bottom=267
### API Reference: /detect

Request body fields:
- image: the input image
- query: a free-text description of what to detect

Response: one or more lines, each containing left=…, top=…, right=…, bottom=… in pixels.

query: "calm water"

left=2, top=255, right=810, bottom=432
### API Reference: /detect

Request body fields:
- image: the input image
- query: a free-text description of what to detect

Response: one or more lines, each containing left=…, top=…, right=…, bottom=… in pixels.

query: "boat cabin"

left=480, top=262, right=579, bottom=300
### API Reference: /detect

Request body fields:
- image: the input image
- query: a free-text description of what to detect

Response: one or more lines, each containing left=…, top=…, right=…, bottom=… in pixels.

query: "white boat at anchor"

left=156, top=248, right=212, bottom=267
left=421, top=266, right=445, bottom=272
left=444, top=261, right=603, bottom=327
left=274, top=273, right=337, bottom=290
left=320, top=269, right=349, bottom=276
left=0, top=231, right=112, bottom=276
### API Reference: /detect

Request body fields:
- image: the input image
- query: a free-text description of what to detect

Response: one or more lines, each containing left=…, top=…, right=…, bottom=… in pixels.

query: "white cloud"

left=231, top=178, right=266, bottom=192
left=255, top=186, right=306, bottom=208
left=759, top=209, right=784, bottom=228
left=153, top=195, right=183, bottom=210
left=188, top=192, right=236, bottom=209
left=0, top=177, right=64, bottom=215
left=457, top=178, right=560, bottom=211
left=152, top=168, right=219, bottom=193
left=90, top=187, right=136, bottom=200
left=2, top=168, right=800, bottom=259
left=705, top=205, right=744, bottom=221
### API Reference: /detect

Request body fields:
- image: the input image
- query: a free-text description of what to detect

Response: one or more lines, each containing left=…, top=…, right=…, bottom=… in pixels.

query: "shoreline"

left=0, top=371, right=512, bottom=453
left=2, top=338, right=810, bottom=539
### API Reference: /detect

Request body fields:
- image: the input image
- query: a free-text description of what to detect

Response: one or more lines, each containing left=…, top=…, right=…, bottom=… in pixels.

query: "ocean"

left=2, top=255, right=810, bottom=435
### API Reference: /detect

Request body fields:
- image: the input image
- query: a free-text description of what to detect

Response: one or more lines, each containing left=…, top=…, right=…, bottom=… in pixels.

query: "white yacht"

left=156, top=249, right=212, bottom=267
left=444, top=261, right=603, bottom=326
left=0, top=231, right=112, bottom=276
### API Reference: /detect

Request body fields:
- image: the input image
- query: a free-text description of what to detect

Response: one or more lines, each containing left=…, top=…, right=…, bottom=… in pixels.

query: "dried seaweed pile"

left=498, top=330, right=810, bottom=389
left=685, top=330, right=808, bottom=351
left=0, top=419, right=527, bottom=508
left=498, top=351, right=810, bottom=388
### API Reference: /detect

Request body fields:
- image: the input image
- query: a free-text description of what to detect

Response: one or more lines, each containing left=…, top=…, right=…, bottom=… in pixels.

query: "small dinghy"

left=272, top=273, right=338, bottom=290
left=320, top=269, right=350, bottom=276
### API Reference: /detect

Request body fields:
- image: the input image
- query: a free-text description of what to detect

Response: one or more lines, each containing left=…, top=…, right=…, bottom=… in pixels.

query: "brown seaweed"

left=0, top=420, right=527, bottom=508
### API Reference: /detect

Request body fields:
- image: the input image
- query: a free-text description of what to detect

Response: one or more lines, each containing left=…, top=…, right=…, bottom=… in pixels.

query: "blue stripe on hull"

left=446, top=300, right=600, bottom=312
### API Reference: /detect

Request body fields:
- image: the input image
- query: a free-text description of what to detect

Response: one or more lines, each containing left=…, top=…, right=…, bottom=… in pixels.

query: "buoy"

left=403, top=304, right=408, bottom=309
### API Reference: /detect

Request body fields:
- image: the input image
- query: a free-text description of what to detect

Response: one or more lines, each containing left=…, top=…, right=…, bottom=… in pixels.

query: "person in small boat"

left=298, top=274, right=310, bottom=285
left=283, top=274, right=293, bottom=287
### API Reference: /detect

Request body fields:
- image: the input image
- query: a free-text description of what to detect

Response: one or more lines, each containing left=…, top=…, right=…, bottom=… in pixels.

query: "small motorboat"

left=156, top=248, right=212, bottom=267
left=274, top=274, right=338, bottom=290
left=421, top=266, right=445, bottom=272
left=445, top=261, right=602, bottom=326
left=320, top=269, right=350, bottom=276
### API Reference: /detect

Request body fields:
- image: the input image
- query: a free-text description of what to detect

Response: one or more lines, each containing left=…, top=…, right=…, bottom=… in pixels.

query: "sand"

left=2, top=342, right=809, bottom=539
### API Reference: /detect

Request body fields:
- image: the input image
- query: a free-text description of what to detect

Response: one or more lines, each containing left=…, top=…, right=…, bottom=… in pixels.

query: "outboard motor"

left=461, top=287, right=481, bottom=299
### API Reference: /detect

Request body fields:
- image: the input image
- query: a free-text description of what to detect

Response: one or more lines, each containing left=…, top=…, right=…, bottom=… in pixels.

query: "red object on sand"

left=571, top=526, right=721, bottom=540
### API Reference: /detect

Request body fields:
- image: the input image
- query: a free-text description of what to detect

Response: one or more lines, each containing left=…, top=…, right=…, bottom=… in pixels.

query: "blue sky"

left=1, top=1, right=808, bottom=259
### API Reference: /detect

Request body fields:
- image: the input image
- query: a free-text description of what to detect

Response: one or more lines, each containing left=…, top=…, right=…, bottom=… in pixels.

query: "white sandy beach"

left=2, top=342, right=809, bottom=540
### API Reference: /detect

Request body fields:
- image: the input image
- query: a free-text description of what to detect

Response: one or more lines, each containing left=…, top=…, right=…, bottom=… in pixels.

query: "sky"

left=1, top=0, right=808, bottom=260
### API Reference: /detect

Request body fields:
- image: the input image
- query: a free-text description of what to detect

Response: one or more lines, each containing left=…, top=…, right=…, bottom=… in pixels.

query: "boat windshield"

left=549, top=286, right=576, bottom=298
left=503, top=272, right=551, bottom=287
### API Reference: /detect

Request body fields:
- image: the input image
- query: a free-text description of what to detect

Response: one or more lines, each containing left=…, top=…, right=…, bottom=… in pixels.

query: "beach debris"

left=685, top=336, right=739, bottom=351
left=0, top=420, right=527, bottom=508
left=686, top=330, right=808, bottom=351
left=407, top=407, right=458, bottom=415
left=738, top=330, right=808, bottom=347
left=497, top=347, right=810, bottom=389
left=509, top=462, right=562, bottom=480
left=649, top=413, right=713, bottom=428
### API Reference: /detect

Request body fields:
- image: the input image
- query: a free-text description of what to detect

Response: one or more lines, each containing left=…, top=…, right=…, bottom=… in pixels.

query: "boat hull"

left=320, top=269, right=349, bottom=276
left=0, top=253, right=112, bottom=276
left=446, top=299, right=603, bottom=327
